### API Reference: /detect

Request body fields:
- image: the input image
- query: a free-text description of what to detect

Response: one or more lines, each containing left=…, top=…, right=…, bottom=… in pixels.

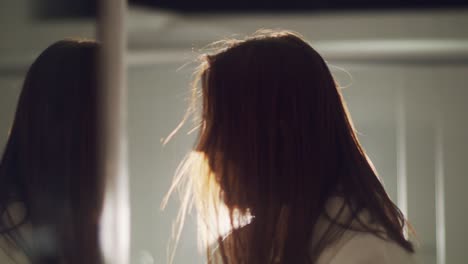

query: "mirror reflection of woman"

left=0, top=40, right=102, bottom=264
left=166, top=30, right=416, bottom=264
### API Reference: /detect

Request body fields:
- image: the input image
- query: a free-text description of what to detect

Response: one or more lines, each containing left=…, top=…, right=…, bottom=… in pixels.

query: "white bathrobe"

left=212, top=197, right=417, bottom=264
left=0, top=203, right=30, bottom=264
left=314, top=197, right=416, bottom=264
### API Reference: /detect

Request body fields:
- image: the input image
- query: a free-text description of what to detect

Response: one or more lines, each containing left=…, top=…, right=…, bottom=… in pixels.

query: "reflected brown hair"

left=0, top=40, right=103, bottom=264
left=164, top=30, right=413, bottom=264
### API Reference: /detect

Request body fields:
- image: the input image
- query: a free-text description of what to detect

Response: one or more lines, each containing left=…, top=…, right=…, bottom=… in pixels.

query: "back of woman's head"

left=167, top=30, right=413, bottom=264
left=0, top=39, right=102, bottom=263
left=198, top=31, right=350, bottom=209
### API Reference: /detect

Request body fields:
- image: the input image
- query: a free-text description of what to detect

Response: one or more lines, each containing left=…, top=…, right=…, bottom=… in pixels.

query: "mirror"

left=0, top=1, right=99, bottom=263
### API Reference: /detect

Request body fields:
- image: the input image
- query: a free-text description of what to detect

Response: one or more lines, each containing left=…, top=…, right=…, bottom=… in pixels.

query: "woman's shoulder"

left=0, top=236, right=29, bottom=264
left=316, top=197, right=416, bottom=264
left=0, top=203, right=30, bottom=264
left=323, top=231, right=417, bottom=264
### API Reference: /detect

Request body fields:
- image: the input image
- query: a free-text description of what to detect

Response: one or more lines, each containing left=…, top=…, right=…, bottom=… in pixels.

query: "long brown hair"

left=0, top=40, right=103, bottom=264
left=164, top=30, right=413, bottom=264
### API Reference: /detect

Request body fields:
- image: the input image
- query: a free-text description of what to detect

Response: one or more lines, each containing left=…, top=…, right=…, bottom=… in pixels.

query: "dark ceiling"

left=130, top=0, right=468, bottom=13
left=34, top=0, right=96, bottom=19
left=34, top=0, right=468, bottom=19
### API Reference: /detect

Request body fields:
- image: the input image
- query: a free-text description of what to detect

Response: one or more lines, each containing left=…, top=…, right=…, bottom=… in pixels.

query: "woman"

left=0, top=40, right=103, bottom=264
left=165, top=30, right=416, bottom=264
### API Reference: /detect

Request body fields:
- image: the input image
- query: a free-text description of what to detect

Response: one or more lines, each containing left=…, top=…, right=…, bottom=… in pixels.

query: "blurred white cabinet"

left=337, top=64, right=468, bottom=264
